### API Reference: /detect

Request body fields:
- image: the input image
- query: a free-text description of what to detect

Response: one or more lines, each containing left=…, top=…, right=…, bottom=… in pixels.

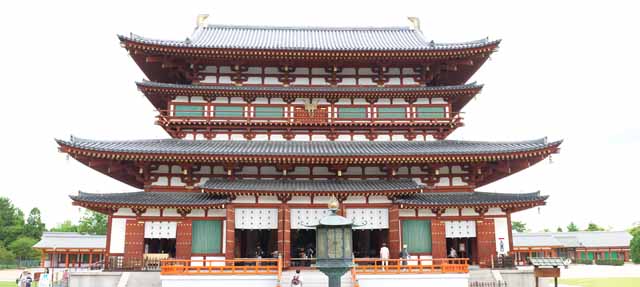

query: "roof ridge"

left=202, top=24, right=415, bottom=31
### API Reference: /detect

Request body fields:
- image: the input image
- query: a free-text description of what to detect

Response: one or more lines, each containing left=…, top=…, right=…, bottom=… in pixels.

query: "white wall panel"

left=109, top=218, right=127, bottom=254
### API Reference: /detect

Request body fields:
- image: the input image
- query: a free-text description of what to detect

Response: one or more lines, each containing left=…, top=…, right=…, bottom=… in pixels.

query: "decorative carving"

left=365, top=132, right=378, bottom=141
left=243, top=130, right=256, bottom=140
left=282, top=131, right=296, bottom=141
left=132, top=207, right=147, bottom=217
left=431, top=208, right=445, bottom=217
left=177, top=208, right=192, bottom=217
left=277, top=194, right=292, bottom=203
left=326, top=131, right=339, bottom=141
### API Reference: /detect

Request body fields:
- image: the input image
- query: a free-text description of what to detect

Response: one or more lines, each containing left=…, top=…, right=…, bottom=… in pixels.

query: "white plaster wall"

left=442, top=208, right=458, bottom=216
left=451, top=177, right=466, bottom=186
left=485, top=208, right=505, bottom=216
left=417, top=209, right=435, bottom=217
left=314, top=196, right=331, bottom=204
left=258, top=196, right=280, bottom=204
left=114, top=208, right=135, bottom=217
left=368, top=196, right=391, bottom=204
left=163, top=209, right=179, bottom=217
left=289, top=196, right=311, bottom=204
left=187, top=209, right=205, bottom=217
left=143, top=209, right=161, bottom=217
left=343, top=196, right=366, bottom=204
left=110, top=218, right=127, bottom=254
left=207, top=209, right=226, bottom=217
left=400, top=209, right=416, bottom=217
left=461, top=208, right=478, bottom=216
left=494, top=217, right=510, bottom=255
left=161, top=275, right=277, bottom=287
left=233, top=196, right=256, bottom=204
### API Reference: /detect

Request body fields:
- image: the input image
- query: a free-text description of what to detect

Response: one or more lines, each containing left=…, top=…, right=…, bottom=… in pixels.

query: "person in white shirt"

left=379, top=242, right=390, bottom=270
left=291, top=269, right=303, bottom=287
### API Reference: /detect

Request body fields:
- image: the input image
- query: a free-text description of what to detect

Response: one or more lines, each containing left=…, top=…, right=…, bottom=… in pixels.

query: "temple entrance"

left=290, top=229, right=316, bottom=267
left=446, top=238, right=476, bottom=264
left=353, top=230, right=389, bottom=258
left=144, top=238, right=176, bottom=257
left=234, top=230, right=278, bottom=259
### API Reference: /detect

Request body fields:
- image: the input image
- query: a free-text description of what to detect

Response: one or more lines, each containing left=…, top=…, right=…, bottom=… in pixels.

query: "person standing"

left=449, top=247, right=458, bottom=258
left=379, top=243, right=390, bottom=270
left=400, top=244, right=411, bottom=267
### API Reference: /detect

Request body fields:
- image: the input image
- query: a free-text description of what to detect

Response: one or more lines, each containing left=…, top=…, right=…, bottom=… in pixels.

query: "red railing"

left=353, top=258, right=469, bottom=274
left=160, top=258, right=282, bottom=276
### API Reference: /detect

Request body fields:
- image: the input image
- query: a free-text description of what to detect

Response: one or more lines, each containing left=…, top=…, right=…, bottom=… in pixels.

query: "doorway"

left=235, top=229, right=278, bottom=259
left=446, top=237, right=476, bottom=264
left=353, top=230, right=388, bottom=258
left=290, top=229, right=316, bottom=267
left=144, top=238, right=176, bottom=257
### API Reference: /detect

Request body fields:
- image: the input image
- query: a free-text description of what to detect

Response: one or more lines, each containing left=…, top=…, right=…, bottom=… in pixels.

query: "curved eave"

left=56, top=139, right=562, bottom=165
left=394, top=193, right=548, bottom=212
left=136, top=81, right=483, bottom=111
left=119, top=35, right=501, bottom=61
left=70, top=196, right=229, bottom=213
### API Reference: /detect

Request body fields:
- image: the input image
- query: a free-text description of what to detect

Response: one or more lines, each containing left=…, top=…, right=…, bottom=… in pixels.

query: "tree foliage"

left=49, top=220, right=79, bottom=233
left=0, top=197, right=25, bottom=247
left=631, top=232, right=640, bottom=264
left=567, top=222, right=579, bottom=232
left=0, top=245, right=15, bottom=263
left=512, top=221, right=527, bottom=232
left=585, top=222, right=605, bottom=231
left=557, top=227, right=563, bottom=232
left=8, top=237, right=39, bottom=260
left=78, top=210, right=107, bottom=235
left=24, top=208, right=46, bottom=239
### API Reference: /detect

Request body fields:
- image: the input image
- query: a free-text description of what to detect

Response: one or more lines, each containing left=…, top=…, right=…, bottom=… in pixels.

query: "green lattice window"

left=402, top=220, right=432, bottom=253
left=214, top=106, right=244, bottom=118
left=377, top=107, right=406, bottom=119
left=337, top=107, right=367, bottom=119
left=416, top=106, right=446, bottom=119
left=174, top=105, right=205, bottom=117
left=254, top=106, right=284, bottom=118
left=192, top=220, right=222, bottom=254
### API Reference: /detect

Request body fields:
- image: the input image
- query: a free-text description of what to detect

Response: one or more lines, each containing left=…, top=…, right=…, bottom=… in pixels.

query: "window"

left=254, top=106, right=284, bottom=118
left=337, top=107, right=367, bottom=119
left=416, top=106, right=446, bottom=119
left=377, top=107, right=406, bottom=119
left=214, top=106, right=244, bottom=118
left=611, top=252, right=618, bottom=260
left=174, top=105, right=205, bottom=117
left=402, top=220, right=432, bottom=253
left=192, top=220, right=222, bottom=254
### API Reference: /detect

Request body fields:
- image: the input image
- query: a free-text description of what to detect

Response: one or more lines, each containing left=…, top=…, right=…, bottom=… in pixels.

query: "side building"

left=57, top=21, right=561, bottom=269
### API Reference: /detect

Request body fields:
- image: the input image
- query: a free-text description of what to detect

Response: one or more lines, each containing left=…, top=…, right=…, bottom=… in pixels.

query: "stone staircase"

left=281, top=270, right=353, bottom=287
left=122, top=272, right=161, bottom=287
left=469, top=267, right=497, bottom=284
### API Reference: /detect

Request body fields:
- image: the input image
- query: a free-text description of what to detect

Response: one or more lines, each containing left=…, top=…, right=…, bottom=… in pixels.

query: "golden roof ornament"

left=328, top=196, right=339, bottom=210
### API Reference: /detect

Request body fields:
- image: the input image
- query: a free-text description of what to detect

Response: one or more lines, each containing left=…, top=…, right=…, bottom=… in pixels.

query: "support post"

left=225, top=205, right=236, bottom=261
left=388, top=206, right=400, bottom=259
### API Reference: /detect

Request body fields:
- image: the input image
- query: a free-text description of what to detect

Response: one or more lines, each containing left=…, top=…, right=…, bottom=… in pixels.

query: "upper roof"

left=57, top=137, right=559, bottom=158
left=120, top=25, right=498, bottom=52
left=33, top=232, right=106, bottom=250
left=393, top=191, right=548, bottom=209
left=513, top=231, right=632, bottom=248
left=202, top=178, right=423, bottom=194
left=71, top=191, right=229, bottom=209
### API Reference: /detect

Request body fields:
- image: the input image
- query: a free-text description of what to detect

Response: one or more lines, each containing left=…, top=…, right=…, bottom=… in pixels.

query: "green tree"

left=631, top=232, right=640, bottom=263
left=24, top=208, right=46, bottom=239
left=557, top=227, right=563, bottom=232
left=0, top=245, right=15, bottom=264
left=78, top=210, right=107, bottom=235
left=8, top=237, right=39, bottom=260
left=512, top=221, right=527, bottom=232
left=567, top=222, right=579, bottom=232
left=0, top=197, right=25, bottom=246
left=49, top=220, right=78, bottom=232
left=543, top=228, right=550, bottom=232
left=585, top=222, right=605, bottom=231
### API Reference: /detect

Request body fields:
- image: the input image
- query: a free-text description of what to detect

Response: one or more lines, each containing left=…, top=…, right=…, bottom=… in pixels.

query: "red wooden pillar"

left=105, top=215, right=113, bottom=269
left=431, top=219, right=447, bottom=259
left=225, top=206, right=236, bottom=261
left=124, top=219, right=145, bottom=262
left=40, top=251, right=45, bottom=267
left=506, top=211, right=514, bottom=253
left=278, top=205, right=291, bottom=266
left=65, top=253, right=69, bottom=268
left=476, top=218, right=496, bottom=267
left=388, top=206, right=400, bottom=259
left=176, top=220, right=193, bottom=260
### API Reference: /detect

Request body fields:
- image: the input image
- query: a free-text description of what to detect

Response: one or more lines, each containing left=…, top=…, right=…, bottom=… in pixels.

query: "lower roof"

left=394, top=191, right=548, bottom=209
left=33, top=232, right=106, bottom=250
left=514, top=231, right=632, bottom=248
left=202, top=179, right=423, bottom=194
left=71, top=191, right=229, bottom=210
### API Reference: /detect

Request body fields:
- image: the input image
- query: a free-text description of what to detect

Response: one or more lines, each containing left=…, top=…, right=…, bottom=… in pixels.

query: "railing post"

left=276, top=255, right=282, bottom=287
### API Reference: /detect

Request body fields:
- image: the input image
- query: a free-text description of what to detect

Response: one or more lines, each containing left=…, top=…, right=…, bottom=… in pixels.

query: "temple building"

left=57, top=18, right=561, bottom=270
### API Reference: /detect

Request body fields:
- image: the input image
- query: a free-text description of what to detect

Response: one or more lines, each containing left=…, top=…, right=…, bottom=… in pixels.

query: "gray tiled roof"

left=120, top=25, right=498, bottom=51
left=514, top=231, right=632, bottom=248
left=394, top=191, right=548, bottom=206
left=33, top=232, right=106, bottom=250
left=529, top=257, right=567, bottom=267
left=513, top=233, right=563, bottom=247
left=70, top=191, right=229, bottom=207
left=137, top=81, right=482, bottom=93
left=57, top=137, right=559, bottom=157
left=202, top=179, right=423, bottom=192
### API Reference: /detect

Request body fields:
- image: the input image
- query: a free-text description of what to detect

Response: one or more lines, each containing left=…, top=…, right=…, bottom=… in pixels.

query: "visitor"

left=400, top=244, right=411, bottom=267
left=17, top=270, right=32, bottom=287
left=39, top=268, right=51, bottom=287
left=305, top=245, right=314, bottom=266
left=449, top=247, right=458, bottom=258
left=291, top=269, right=303, bottom=287
left=379, top=242, right=390, bottom=270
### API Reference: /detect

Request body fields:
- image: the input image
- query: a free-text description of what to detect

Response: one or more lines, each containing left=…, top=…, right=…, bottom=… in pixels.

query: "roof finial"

left=196, top=14, right=209, bottom=28
left=407, top=17, right=421, bottom=31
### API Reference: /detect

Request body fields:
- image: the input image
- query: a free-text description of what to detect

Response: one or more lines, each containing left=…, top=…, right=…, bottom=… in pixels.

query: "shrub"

left=595, top=259, right=624, bottom=266
left=573, top=259, right=593, bottom=265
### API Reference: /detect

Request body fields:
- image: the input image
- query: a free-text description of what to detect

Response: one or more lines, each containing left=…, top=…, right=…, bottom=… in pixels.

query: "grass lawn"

left=559, top=278, right=640, bottom=287
left=0, top=282, right=17, bottom=287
